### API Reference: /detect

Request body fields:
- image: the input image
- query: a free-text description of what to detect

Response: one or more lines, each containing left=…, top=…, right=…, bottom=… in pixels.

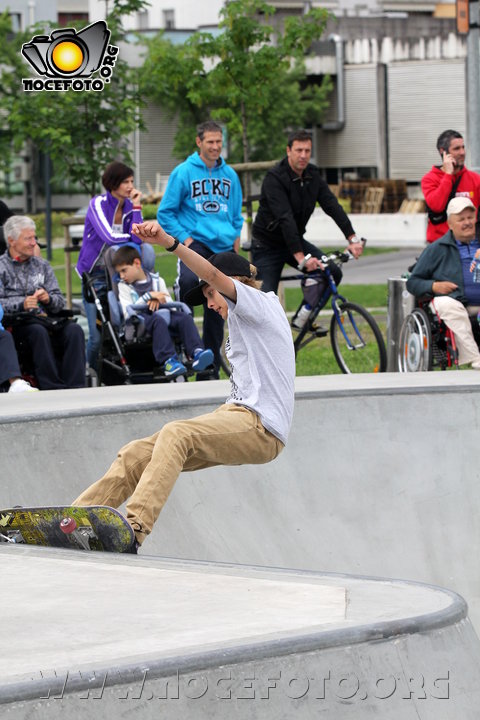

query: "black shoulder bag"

left=425, top=174, right=463, bottom=226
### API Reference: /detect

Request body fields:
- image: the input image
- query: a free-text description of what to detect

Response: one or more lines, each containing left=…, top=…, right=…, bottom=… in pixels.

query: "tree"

left=0, top=0, right=148, bottom=197
left=141, top=0, right=332, bottom=168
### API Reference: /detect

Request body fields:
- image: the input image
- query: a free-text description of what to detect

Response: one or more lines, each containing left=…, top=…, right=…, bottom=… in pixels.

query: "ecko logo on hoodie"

left=190, top=178, right=232, bottom=201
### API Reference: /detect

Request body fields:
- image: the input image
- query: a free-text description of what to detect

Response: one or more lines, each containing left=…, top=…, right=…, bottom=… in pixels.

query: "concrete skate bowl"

left=1, top=372, right=480, bottom=631
left=1, top=547, right=480, bottom=719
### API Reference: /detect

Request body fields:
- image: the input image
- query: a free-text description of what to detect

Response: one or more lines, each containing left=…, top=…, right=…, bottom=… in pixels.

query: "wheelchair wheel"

left=398, top=308, right=432, bottom=372
left=330, top=302, right=387, bottom=374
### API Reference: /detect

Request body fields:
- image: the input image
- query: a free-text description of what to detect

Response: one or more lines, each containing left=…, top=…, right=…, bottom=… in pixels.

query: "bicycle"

left=280, top=250, right=387, bottom=374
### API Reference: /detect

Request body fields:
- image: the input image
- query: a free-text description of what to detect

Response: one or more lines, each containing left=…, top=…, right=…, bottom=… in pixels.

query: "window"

left=137, top=10, right=149, bottom=30
left=57, top=13, right=89, bottom=27
left=9, top=13, right=21, bottom=32
left=163, top=9, right=175, bottom=29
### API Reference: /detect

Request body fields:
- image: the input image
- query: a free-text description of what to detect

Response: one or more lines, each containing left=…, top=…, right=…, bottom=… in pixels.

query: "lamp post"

left=458, top=0, right=480, bottom=172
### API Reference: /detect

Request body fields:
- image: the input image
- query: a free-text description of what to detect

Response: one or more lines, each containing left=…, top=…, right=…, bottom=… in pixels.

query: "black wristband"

left=166, top=238, right=180, bottom=253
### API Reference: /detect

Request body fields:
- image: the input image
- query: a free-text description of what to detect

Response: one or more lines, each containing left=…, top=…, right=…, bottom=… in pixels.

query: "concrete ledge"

left=1, top=371, right=480, bottom=424
left=243, top=209, right=427, bottom=248
left=304, top=211, right=427, bottom=248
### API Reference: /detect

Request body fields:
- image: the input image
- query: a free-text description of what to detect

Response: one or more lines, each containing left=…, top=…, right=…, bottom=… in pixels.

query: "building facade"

left=123, top=1, right=468, bottom=194
left=2, top=0, right=470, bottom=209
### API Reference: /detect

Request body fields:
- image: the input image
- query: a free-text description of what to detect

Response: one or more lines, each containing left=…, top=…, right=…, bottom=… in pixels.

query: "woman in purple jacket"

left=76, top=161, right=143, bottom=370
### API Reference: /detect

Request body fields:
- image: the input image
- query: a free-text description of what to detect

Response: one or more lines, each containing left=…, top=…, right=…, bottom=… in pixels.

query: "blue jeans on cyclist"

left=250, top=237, right=342, bottom=295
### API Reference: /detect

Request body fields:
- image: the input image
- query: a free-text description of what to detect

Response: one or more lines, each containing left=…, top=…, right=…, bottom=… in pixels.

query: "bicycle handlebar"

left=316, top=236, right=367, bottom=269
left=280, top=239, right=366, bottom=282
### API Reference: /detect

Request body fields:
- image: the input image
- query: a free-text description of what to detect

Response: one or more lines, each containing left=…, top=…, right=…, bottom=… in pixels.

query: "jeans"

left=0, top=330, right=21, bottom=385
left=141, top=309, right=203, bottom=364
left=251, top=237, right=342, bottom=294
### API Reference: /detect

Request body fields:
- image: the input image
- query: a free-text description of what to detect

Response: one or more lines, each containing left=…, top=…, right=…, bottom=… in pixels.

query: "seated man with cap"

left=407, top=196, right=480, bottom=369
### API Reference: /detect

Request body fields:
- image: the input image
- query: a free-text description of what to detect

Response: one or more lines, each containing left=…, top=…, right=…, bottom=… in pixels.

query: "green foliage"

left=0, top=1, right=148, bottom=196
left=30, top=211, right=69, bottom=240
left=140, top=0, right=332, bottom=163
left=141, top=203, right=159, bottom=220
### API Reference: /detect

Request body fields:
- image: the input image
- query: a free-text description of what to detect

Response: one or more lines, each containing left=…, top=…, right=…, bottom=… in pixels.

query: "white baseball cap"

left=446, top=196, right=476, bottom=216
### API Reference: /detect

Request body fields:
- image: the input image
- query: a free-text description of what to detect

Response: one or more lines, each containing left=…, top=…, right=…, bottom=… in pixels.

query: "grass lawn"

left=46, top=244, right=390, bottom=305
left=284, top=284, right=388, bottom=312
left=45, top=244, right=389, bottom=377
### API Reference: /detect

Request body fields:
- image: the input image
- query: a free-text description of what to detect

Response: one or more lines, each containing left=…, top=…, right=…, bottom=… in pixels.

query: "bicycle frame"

left=278, top=248, right=386, bottom=373
left=282, top=253, right=363, bottom=354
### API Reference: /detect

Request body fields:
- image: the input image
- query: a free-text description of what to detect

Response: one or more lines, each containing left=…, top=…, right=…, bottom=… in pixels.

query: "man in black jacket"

left=251, top=129, right=363, bottom=293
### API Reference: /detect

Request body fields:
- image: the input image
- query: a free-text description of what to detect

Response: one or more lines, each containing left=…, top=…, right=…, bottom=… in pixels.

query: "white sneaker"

left=8, top=378, right=39, bottom=393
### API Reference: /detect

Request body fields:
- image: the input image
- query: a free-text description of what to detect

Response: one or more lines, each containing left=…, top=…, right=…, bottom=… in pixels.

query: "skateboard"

left=0, top=505, right=135, bottom=553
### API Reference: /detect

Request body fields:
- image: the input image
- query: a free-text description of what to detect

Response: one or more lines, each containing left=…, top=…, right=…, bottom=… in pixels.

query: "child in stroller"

left=112, top=245, right=213, bottom=378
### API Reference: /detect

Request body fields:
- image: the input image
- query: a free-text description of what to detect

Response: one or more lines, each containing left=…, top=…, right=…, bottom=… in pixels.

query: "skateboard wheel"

left=60, top=517, right=77, bottom=534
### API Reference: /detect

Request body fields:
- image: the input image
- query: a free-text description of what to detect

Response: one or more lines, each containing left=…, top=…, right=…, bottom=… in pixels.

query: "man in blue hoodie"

left=157, top=120, right=243, bottom=378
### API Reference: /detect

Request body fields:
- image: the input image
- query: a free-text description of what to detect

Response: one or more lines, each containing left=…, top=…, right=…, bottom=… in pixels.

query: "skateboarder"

left=72, top=220, right=296, bottom=551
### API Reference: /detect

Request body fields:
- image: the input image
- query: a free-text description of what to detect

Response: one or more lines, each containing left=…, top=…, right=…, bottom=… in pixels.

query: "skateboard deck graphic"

left=0, top=505, right=135, bottom=553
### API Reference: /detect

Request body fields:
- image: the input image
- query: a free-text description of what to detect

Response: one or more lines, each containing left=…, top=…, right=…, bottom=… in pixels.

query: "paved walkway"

left=340, top=248, right=421, bottom=284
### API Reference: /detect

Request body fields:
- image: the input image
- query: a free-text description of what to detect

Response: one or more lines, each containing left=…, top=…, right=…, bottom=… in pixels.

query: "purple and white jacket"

left=76, top=191, right=143, bottom=275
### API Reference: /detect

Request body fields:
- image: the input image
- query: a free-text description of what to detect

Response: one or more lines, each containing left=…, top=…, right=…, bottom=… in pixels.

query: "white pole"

left=466, top=1, right=480, bottom=173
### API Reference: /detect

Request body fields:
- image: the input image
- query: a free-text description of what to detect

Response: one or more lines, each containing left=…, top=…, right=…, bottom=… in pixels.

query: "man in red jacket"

left=421, top=129, right=480, bottom=243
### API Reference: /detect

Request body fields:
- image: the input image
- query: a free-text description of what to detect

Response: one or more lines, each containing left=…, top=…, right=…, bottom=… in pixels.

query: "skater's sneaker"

left=163, top=355, right=187, bottom=378
left=9, top=379, right=38, bottom=393
left=191, top=348, right=214, bottom=372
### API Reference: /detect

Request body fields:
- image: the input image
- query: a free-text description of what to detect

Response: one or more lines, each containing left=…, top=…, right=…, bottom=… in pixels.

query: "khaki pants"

left=430, top=297, right=480, bottom=368
left=73, top=404, right=284, bottom=544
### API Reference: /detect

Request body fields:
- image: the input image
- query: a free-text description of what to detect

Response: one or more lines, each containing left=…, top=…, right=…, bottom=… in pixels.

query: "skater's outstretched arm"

left=132, top=221, right=237, bottom=302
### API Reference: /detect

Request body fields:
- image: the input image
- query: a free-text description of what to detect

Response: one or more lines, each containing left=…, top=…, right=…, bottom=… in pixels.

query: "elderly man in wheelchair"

left=401, top=196, right=480, bottom=371
left=0, top=215, right=86, bottom=389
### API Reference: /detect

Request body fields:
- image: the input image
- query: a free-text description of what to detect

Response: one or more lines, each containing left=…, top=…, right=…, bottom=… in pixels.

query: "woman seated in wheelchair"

left=112, top=245, right=213, bottom=378
left=406, top=196, right=480, bottom=369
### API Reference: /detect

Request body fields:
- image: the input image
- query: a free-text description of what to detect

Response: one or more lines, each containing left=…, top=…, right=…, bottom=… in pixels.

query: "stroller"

left=83, top=243, right=211, bottom=385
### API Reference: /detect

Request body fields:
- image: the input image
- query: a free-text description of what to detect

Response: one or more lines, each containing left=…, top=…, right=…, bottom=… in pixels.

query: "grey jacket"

left=0, top=252, right=66, bottom=314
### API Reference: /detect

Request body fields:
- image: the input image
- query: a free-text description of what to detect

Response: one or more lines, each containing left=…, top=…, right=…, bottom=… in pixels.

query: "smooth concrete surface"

left=1, top=546, right=479, bottom=719
left=1, top=373, right=480, bottom=629
left=303, top=209, right=427, bottom=247
left=341, top=249, right=419, bottom=285
left=245, top=209, right=427, bottom=247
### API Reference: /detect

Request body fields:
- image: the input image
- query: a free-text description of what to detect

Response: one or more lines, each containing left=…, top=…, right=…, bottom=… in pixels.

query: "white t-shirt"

left=225, top=280, right=295, bottom=445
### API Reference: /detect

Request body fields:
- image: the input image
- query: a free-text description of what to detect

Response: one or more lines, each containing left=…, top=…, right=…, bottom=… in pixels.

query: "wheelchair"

left=0, top=308, right=87, bottom=390
left=398, top=296, right=480, bottom=372
left=84, top=244, right=212, bottom=385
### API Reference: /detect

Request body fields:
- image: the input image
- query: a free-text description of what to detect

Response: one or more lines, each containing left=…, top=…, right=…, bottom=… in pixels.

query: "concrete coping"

left=0, top=546, right=467, bottom=705
left=1, top=372, right=480, bottom=425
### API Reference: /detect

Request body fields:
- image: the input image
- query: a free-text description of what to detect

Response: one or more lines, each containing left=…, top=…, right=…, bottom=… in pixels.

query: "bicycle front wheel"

left=330, top=302, right=387, bottom=373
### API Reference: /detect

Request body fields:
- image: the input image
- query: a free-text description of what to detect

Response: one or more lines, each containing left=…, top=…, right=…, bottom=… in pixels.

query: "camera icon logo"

left=22, top=21, right=110, bottom=79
